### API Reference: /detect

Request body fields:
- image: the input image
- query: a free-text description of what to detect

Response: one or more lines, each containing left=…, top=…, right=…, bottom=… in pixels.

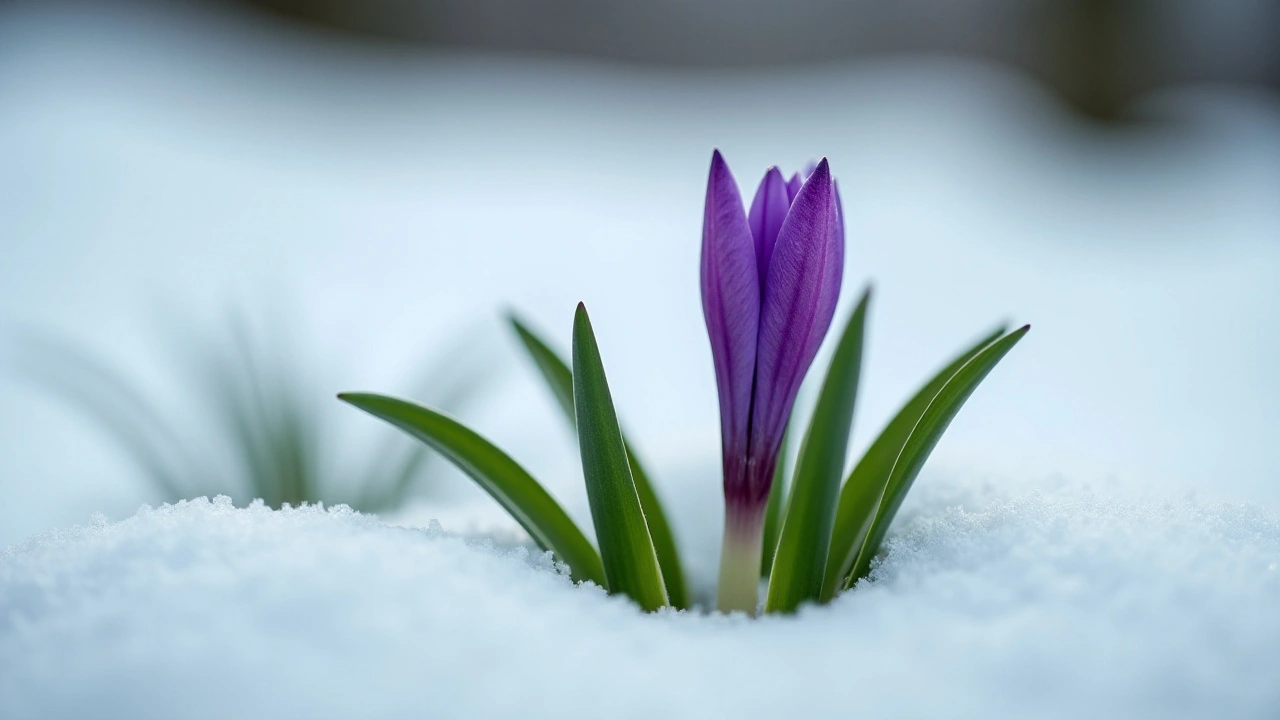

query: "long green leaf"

left=843, top=324, right=1030, bottom=590
left=509, top=314, right=688, bottom=609
left=821, top=324, right=1007, bottom=599
left=337, top=392, right=606, bottom=586
left=764, top=290, right=870, bottom=613
left=359, top=334, right=492, bottom=512
left=571, top=304, right=669, bottom=611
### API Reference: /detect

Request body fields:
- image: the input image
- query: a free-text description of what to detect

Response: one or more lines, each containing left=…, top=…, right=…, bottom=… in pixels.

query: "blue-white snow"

left=2, top=2, right=1280, bottom=718
left=3, top=481, right=1277, bottom=719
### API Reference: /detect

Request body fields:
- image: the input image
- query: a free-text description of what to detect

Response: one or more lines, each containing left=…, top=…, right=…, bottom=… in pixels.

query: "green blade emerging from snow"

left=509, top=314, right=688, bottom=609
left=571, top=304, right=669, bottom=611
left=765, top=290, right=869, bottom=613
left=821, top=324, right=1007, bottom=600
left=843, top=324, right=1030, bottom=591
left=338, top=392, right=605, bottom=586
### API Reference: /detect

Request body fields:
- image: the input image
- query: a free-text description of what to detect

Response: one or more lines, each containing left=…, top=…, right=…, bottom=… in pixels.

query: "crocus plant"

left=341, top=150, right=1028, bottom=615
left=703, top=152, right=842, bottom=613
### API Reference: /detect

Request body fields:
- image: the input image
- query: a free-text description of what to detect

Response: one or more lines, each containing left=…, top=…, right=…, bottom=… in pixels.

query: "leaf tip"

left=336, top=392, right=372, bottom=408
left=506, top=311, right=534, bottom=342
left=993, top=324, right=1030, bottom=349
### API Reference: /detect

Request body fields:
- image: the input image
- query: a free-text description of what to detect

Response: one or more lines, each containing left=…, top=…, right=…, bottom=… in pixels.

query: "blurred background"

left=249, top=0, right=1280, bottom=120
left=1, top=0, right=1278, bottom=549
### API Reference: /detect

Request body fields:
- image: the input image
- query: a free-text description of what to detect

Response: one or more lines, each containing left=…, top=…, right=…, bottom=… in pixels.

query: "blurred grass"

left=14, top=313, right=489, bottom=513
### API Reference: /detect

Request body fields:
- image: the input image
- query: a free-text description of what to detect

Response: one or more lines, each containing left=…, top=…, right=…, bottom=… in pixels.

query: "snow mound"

left=2, top=489, right=1278, bottom=720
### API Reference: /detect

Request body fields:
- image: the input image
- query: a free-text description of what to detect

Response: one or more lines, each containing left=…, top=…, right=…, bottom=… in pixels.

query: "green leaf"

left=571, top=303, right=669, bottom=611
left=357, top=333, right=492, bottom=513
left=337, top=392, right=606, bottom=586
left=822, top=324, right=1007, bottom=600
left=843, top=324, right=1030, bottom=591
left=759, top=426, right=789, bottom=577
left=764, top=289, right=870, bottom=613
left=509, top=314, right=689, bottom=609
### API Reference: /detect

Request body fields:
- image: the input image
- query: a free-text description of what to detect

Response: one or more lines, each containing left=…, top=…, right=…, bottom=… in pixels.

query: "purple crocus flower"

left=701, top=150, right=844, bottom=613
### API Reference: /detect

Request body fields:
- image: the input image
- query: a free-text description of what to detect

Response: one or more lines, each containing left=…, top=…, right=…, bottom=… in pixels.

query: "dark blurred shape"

left=15, top=313, right=490, bottom=513
left=238, top=0, right=1279, bottom=120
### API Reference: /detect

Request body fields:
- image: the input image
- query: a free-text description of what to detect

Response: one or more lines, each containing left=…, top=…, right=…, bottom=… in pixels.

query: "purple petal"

left=747, top=158, right=844, bottom=493
left=700, top=150, right=760, bottom=493
left=747, top=167, right=790, bottom=290
left=785, top=172, right=803, bottom=204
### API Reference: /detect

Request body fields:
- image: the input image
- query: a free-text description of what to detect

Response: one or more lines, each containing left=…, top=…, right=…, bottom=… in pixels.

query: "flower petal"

left=701, top=150, right=760, bottom=491
left=748, top=158, right=844, bottom=493
left=748, top=167, right=791, bottom=290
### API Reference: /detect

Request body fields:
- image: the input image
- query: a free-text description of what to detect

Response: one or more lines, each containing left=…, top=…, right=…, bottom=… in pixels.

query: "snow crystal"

left=2, top=483, right=1277, bottom=720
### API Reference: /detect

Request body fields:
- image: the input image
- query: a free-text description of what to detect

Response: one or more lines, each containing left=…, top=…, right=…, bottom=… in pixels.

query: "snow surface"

left=3, top=479, right=1278, bottom=720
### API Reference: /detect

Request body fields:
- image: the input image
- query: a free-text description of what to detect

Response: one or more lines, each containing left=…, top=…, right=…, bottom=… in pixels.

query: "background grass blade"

left=764, top=290, right=869, bottom=613
left=843, top=324, right=1030, bottom=590
left=509, top=314, right=688, bottom=609
left=571, top=304, right=669, bottom=611
left=338, top=392, right=606, bottom=586
left=821, top=324, right=1007, bottom=599
left=509, top=315, right=576, bottom=420
left=15, top=313, right=481, bottom=513
left=12, top=335, right=205, bottom=502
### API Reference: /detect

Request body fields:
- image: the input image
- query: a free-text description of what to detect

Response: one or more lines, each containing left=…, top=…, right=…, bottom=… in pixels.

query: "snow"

left=3, top=477, right=1277, bottom=719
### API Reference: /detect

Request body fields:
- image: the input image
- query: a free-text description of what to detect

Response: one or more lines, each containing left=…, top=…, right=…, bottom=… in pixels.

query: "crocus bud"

left=701, top=150, right=844, bottom=614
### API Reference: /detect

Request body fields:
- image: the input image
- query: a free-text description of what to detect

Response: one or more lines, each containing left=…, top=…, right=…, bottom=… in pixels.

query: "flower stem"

left=717, top=504, right=765, bottom=615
